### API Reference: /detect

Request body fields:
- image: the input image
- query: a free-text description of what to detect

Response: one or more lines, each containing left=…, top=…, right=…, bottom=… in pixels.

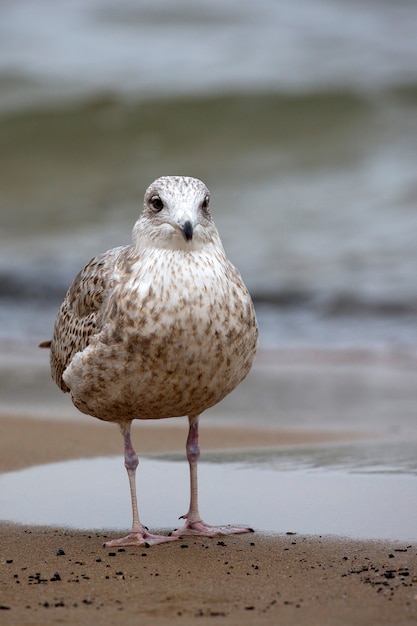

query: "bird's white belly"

left=64, top=252, right=257, bottom=421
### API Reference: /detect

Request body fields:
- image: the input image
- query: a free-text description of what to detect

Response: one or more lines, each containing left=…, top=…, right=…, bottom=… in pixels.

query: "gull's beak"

left=181, top=220, right=193, bottom=241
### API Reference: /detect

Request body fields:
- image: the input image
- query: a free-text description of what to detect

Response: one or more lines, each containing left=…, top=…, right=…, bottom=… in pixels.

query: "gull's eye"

left=150, top=195, right=164, bottom=212
left=201, top=194, right=210, bottom=212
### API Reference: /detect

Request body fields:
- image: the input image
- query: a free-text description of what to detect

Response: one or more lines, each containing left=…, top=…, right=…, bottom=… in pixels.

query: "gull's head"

left=133, top=176, right=221, bottom=251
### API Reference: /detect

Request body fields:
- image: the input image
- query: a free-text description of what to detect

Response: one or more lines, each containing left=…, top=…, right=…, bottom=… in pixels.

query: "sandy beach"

left=1, top=1, right=417, bottom=623
left=1, top=415, right=416, bottom=625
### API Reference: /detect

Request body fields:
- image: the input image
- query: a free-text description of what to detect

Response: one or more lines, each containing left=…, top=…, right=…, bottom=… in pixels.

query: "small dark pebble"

left=0, top=606, right=11, bottom=611
left=217, top=541, right=227, bottom=547
left=389, top=554, right=395, bottom=558
left=245, top=606, right=255, bottom=611
left=6, top=559, right=13, bottom=564
left=250, top=542, right=255, bottom=546
left=394, top=548, right=408, bottom=552
left=286, top=532, right=297, bottom=535
left=141, top=553, right=147, bottom=557
left=56, top=549, right=65, bottom=556
left=108, top=552, right=116, bottom=557
left=181, top=544, right=189, bottom=549
left=96, top=558, right=102, bottom=563
left=342, top=556, right=349, bottom=561
left=50, top=572, right=61, bottom=581
left=118, top=548, right=125, bottom=553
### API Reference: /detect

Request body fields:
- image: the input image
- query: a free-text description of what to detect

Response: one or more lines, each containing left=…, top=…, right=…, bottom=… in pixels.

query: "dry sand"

left=1, top=415, right=416, bottom=625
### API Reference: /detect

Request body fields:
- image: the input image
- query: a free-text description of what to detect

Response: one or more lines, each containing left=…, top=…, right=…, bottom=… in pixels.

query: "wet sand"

left=1, top=414, right=416, bottom=625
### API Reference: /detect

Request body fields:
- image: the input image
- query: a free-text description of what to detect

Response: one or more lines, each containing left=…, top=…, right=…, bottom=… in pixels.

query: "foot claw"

left=170, top=520, right=254, bottom=538
left=103, top=531, right=178, bottom=548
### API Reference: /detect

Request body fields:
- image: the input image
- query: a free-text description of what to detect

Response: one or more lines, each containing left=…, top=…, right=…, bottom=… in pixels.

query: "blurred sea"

left=0, top=0, right=416, bottom=430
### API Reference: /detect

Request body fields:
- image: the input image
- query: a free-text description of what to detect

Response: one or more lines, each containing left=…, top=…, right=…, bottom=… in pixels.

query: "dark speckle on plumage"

left=42, top=175, right=258, bottom=547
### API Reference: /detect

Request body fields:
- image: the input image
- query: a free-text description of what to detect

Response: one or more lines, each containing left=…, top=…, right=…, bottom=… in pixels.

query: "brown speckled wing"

left=50, top=247, right=126, bottom=392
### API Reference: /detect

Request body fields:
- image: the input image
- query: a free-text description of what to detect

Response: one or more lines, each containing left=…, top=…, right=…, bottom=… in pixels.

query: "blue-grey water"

left=1, top=0, right=416, bottom=349
left=0, top=1, right=416, bottom=509
left=1, top=454, right=416, bottom=540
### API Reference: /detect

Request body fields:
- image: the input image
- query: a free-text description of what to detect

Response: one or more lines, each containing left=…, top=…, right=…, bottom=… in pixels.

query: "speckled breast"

left=64, top=251, right=258, bottom=421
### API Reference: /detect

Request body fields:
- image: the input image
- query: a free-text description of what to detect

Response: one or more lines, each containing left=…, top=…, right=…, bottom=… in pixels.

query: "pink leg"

left=170, top=415, right=253, bottom=537
left=104, top=422, right=178, bottom=548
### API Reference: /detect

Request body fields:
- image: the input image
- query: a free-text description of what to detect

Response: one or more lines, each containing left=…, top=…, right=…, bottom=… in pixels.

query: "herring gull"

left=41, top=175, right=258, bottom=547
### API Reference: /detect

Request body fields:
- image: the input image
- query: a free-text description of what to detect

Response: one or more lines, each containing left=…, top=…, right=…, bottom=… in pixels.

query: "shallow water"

left=1, top=0, right=416, bottom=516
left=1, top=452, right=416, bottom=541
left=1, top=0, right=417, bottom=352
